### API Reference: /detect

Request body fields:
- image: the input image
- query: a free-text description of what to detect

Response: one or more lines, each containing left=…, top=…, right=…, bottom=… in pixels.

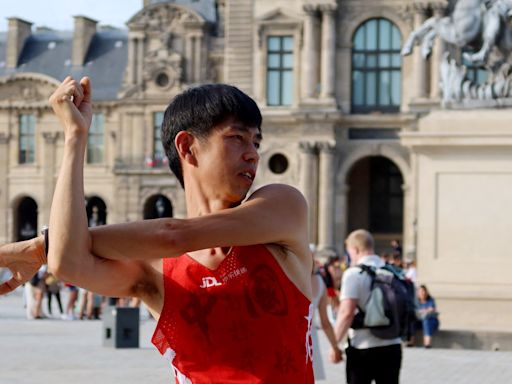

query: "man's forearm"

left=88, top=218, right=183, bottom=261
left=335, top=312, right=353, bottom=342
left=335, top=299, right=357, bottom=342
left=48, top=138, right=90, bottom=277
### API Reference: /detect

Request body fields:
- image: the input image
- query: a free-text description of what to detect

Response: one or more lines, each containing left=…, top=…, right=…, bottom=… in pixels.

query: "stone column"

left=127, top=36, right=137, bottom=85
left=42, top=132, right=59, bottom=224
left=317, top=142, right=336, bottom=253
left=186, top=34, right=194, bottom=82
left=0, top=133, right=10, bottom=243
left=430, top=5, right=445, bottom=100
left=320, top=4, right=336, bottom=100
left=136, top=36, right=145, bottom=85
left=299, top=141, right=318, bottom=244
left=194, top=34, right=203, bottom=83
left=412, top=5, right=428, bottom=99
left=302, top=5, right=318, bottom=99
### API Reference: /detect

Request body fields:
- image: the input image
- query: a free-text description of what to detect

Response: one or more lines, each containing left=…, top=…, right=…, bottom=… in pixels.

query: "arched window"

left=351, top=18, right=402, bottom=113
left=86, top=196, right=107, bottom=227
left=143, top=194, right=173, bottom=219
left=16, top=197, right=38, bottom=241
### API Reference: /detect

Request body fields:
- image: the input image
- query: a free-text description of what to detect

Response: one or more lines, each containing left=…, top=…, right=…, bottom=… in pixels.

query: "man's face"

left=194, top=118, right=261, bottom=205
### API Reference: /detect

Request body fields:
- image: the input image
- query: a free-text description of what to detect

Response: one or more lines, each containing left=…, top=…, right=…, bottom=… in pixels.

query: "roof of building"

left=0, top=27, right=128, bottom=101
left=0, top=1, right=218, bottom=101
left=148, top=0, right=217, bottom=23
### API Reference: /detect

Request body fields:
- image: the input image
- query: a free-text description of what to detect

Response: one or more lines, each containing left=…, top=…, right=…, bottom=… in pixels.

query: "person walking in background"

left=311, top=269, right=342, bottom=381
left=404, top=259, right=417, bottom=283
left=417, top=285, right=440, bottom=348
left=30, top=264, right=48, bottom=319
left=62, top=283, right=79, bottom=320
left=333, top=229, right=402, bottom=384
left=390, top=239, right=402, bottom=256
left=45, top=273, right=63, bottom=317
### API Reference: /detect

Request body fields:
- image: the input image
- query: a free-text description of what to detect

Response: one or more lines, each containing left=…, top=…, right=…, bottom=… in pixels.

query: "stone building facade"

left=1, top=0, right=511, bottom=329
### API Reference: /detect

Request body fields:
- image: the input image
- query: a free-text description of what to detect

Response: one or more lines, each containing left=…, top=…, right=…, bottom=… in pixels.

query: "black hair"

left=161, top=83, right=262, bottom=188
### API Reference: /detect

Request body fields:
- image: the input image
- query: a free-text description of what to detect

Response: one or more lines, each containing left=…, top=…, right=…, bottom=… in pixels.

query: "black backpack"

left=351, top=264, right=415, bottom=340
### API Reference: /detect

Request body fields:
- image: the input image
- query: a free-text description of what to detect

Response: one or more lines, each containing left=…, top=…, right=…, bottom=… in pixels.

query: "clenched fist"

left=48, top=76, right=92, bottom=139
left=0, top=237, right=46, bottom=295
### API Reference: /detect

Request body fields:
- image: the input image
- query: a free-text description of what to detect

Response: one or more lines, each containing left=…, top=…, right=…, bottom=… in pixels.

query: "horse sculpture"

left=402, top=0, right=512, bottom=65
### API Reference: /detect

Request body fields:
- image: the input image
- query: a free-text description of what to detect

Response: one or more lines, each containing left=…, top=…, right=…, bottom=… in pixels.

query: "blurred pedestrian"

left=417, top=285, right=440, bottom=348
left=45, top=273, right=63, bottom=317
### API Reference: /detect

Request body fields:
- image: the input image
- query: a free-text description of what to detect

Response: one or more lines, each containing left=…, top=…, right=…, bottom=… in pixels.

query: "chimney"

left=6, top=17, right=33, bottom=68
left=143, top=0, right=152, bottom=7
left=72, top=15, right=97, bottom=66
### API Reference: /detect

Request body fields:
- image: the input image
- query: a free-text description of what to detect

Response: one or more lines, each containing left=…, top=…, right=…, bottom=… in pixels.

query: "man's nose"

left=244, top=144, right=260, bottom=163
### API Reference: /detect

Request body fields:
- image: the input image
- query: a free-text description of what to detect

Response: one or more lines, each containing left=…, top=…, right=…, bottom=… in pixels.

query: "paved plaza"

left=1, top=288, right=511, bottom=384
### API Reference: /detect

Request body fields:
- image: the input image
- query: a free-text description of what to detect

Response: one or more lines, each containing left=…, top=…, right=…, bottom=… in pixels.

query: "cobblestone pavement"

left=1, top=289, right=512, bottom=384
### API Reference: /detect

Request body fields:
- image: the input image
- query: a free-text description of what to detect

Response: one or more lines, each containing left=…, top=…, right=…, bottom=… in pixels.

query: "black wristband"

left=41, top=226, right=49, bottom=256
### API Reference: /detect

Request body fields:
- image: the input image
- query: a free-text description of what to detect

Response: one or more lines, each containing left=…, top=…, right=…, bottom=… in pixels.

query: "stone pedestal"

left=401, top=109, right=512, bottom=329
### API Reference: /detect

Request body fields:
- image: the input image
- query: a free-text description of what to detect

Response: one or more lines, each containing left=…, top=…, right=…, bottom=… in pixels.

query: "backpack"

left=351, top=264, right=415, bottom=340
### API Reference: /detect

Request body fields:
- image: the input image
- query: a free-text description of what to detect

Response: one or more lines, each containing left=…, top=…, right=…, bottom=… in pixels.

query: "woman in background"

left=311, top=269, right=342, bottom=381
left=417, top=284, right=440, bottom=348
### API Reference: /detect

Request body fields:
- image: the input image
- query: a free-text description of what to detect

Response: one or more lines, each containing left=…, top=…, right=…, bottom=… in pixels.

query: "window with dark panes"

left=267, top=36, right=294, bottom=106
left=19, top=114, right=36, bottom=164
left=153, top=112, right=165, bottom=160
left=87, top=113, right=105, bottom=164
left=352, top=18, right=402, bottom=113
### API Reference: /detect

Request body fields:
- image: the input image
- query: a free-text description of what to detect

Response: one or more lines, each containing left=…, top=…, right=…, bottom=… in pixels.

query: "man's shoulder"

left=246, top=184, right=306, bottom=207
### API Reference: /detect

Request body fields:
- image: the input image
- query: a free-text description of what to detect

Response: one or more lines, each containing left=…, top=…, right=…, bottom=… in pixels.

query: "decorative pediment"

left=128, top=3, right=205, bottom=31
left=257, top=8, right=302, bottom=26
left=0, top=73, right=59, bottom=108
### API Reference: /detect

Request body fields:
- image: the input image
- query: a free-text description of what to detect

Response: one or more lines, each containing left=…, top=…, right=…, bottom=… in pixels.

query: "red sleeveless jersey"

left=152, top=244, right=314, bottom=384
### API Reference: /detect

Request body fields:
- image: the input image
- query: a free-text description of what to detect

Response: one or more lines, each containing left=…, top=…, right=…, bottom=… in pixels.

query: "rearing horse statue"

left=402, top=0, right=486, bottom=59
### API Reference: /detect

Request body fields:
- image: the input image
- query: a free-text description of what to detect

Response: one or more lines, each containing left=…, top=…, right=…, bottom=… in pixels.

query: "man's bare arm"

left=46, top=77, right=152, bottom=298
left=335, top=298, right=357, bottom=342
left=88, top=183, right=309, bottom=262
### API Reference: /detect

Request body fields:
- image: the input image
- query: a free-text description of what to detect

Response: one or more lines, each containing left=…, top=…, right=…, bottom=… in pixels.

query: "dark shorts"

left=345, top=343, right=402, bottom=384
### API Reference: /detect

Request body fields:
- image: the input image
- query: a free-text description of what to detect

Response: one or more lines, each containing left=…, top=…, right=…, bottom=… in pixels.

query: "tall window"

left=267, top=36, right=294, bottom=106
left=87, top=113, right=104, bottom=164
left=352, top=18, right=402, bottom=113
left=19, top=114, right=36, bottom=164
left=153, top=112, right=164, bottom=160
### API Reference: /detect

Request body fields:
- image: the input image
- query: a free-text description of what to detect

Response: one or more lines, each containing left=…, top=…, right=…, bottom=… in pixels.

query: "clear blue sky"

left=0, top=0, right=144, bottom=31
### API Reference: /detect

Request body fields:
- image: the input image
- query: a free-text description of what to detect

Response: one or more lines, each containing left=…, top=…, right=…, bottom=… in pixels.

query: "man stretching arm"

left=0, top=77, right=314, bottom=383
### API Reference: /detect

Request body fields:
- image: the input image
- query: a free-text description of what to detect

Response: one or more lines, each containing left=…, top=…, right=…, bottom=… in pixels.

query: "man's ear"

left=175, top=131, right=197, bottom=165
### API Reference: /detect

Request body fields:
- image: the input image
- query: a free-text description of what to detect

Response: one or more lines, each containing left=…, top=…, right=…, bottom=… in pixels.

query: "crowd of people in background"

left=7, top=264, right=142, bottom=321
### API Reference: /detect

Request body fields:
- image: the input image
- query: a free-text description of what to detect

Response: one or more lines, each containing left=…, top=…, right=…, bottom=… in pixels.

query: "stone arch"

left=340, top=11, right=408, bottom=48
left=337, top=145, right=410, bottom=188
left=143, top=194, right=173, bottom=219
left=86, top=195, right=108, bottom=226
left=12, top=195, right=39, bottom=241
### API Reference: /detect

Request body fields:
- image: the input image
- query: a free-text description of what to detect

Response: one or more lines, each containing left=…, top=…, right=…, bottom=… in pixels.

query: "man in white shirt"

left=332, top=229, right=402, bottom=384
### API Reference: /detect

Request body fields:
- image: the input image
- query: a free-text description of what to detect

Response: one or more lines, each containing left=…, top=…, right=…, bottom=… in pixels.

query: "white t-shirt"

left=340, top=255, right=402, bottom=349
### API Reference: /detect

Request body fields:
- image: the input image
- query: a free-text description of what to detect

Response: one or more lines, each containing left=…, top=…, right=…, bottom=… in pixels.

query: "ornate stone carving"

left=129, top=3, right=201, bottom=31
left=0, top=77, right=56, bottom=102
left=403, top=0, right=512, bottom=105
left=299, top=141, right=317, bottom=154
left=42, top=131, right=59, bottom=144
